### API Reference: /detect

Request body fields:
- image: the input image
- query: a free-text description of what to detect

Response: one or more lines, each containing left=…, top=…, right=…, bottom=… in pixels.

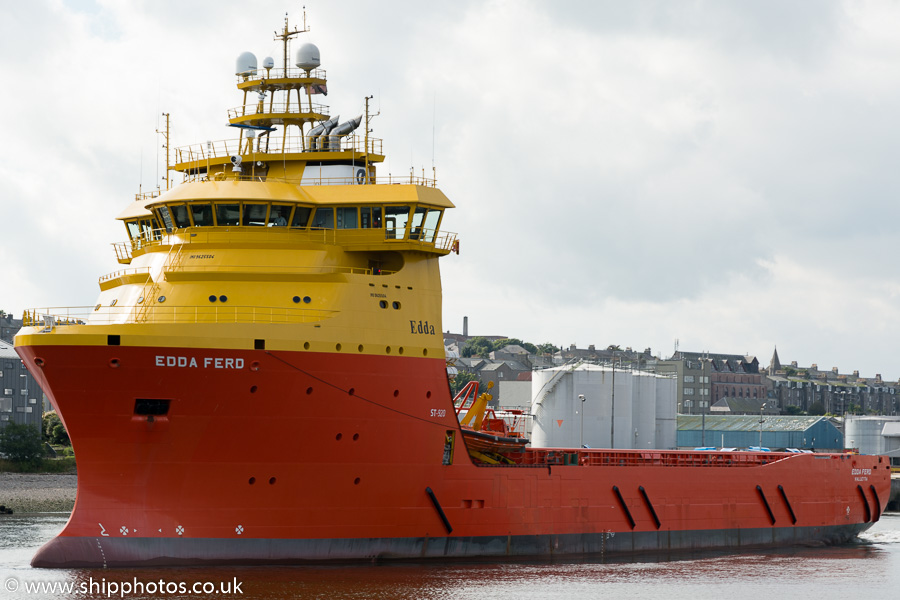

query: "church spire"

left=769, top=346, right=781, bottom=373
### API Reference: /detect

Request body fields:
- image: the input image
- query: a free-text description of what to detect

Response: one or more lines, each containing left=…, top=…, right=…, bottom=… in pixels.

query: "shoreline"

left=0, top=472, right=76, bottom=513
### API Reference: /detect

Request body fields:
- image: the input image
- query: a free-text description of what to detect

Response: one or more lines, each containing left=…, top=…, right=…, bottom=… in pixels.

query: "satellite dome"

left=235, top=51, right=257, bottom=76
left=262, top=56, right=275, bottom=70
left=295, top=43, right=321, bottom=72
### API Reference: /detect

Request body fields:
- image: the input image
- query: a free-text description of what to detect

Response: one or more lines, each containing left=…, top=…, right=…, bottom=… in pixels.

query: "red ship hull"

left=17, top=344, right=892, bottom=568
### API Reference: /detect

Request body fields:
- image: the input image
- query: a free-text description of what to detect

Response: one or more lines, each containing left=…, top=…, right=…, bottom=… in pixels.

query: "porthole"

left=353, top=433, right=359, bottom=441
left=398, top=347, right=404, bottom=355
left=354, top=477, right=361, bottom=485
left=426, top=391, right=432, bottom=399
left=109, top=299, right=117, bottom=307
left=219, top=295, right=228, bottom=303
left=385, top=346, right=391, bottom=354
left=423, top=348, right=428, bottom=356
left=209, top=295, right=217, bottom=302
left=137, top=296, right=144, bottom=304
left=250, top=385, right=258, bottom=394
left=357, top=344, right=364, bottom=353
left=94, top=304, right=101, bottom=311
left=269, top=477, right=276, bottom=485
left=392, top=301, right=401, bottom=310
left=248, top=477, right=256, bottom=485
left=158, top=296, right=166, bottom=303
left=306, top=387, right=313, bottom=395
left=335, top=343, right=342, bottom=351
left=393, top=390, right=399, bottom=397
left=336, top=433, right=343, bottom=441
left=303, top=342, right=310, bottom=350
left=292, top=296, right=301, bottom=303
left=379, top=300, right=387, bottom=309
left=348, top=388, right=355, bottom=396
left=303, top=296, right=311, bottom=304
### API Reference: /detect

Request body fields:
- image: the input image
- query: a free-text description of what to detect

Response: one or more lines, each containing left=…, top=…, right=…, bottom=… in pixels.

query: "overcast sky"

left=3, top=0, right=900, bottom=378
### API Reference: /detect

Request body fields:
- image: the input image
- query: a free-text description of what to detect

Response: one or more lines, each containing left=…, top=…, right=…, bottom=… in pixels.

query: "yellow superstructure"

left=17, top=14, right=457, bottom=359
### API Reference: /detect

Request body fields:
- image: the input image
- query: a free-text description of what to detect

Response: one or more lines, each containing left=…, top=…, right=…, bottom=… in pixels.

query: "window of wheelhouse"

left=215, top=203, right=240, bottom=226
left=311, top=207, right=334, bottom=229
left=360, top=206, right=382, bottom=229
left=169, top=204, right=191, bottom=229
left=384, top=206, right=411, bottom=239
left=190, top=204, right=214, bottom=227
left=125, top=220, right=140, bottom=241
left=139, top=218, right=159, bottom=240
left=268, top=204, right=292, bottom=227
left=336, top=207, right=358, bottom=229
left=242, top=204, right=268, bottom=226
left=421, top=207, right=443, bottom=242
left=291, top=206, right=312, bottom=228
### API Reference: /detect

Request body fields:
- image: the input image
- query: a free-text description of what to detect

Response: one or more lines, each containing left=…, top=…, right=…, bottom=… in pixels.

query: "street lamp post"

left=578, top=394, right=586, bottom=448
left=758, top=402, right=767, bottom=448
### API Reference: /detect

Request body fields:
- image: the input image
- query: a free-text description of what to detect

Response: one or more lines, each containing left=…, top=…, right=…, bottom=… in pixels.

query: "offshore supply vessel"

left=16, top=18, right=892, bottom=567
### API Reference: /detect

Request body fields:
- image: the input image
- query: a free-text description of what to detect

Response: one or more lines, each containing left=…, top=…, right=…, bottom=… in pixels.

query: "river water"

left=2, top=513, right=899, bottom=599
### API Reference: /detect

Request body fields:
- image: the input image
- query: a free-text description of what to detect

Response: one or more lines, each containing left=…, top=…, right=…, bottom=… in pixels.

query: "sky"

left=2, top=0, right=900, bottom=378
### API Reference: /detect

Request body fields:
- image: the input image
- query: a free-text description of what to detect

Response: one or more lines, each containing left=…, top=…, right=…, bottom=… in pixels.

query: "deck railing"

left=174, top=134, right=383, bottom=166
left=121, top=226, right=456, bottom=256
left=22, top=304, right=337, bottom=326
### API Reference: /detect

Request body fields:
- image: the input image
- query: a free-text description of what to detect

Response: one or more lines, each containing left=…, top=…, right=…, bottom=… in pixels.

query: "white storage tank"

left=845, top=416, right=900, bottom=455
left=655, top=375, right=677, bottom=449
left=531, top=364, right=676, bottom=449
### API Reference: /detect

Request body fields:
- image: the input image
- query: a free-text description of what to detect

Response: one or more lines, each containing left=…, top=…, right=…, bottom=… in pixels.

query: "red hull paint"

left=17, top=344, right=892, bottom=567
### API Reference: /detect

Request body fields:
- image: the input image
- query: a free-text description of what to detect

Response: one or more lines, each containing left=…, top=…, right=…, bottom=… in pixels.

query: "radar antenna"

left=274, top=8, right=310, bottom=72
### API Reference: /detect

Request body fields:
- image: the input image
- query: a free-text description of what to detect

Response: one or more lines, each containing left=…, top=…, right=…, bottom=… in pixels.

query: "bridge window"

left=242, top=204, right=268, bottom=226
left=190, top=204, right=214, bottom=227
left=268, top=204, right=292, bottom=227
left=170, top=204, right=191, bottom=229
left=216, top=203, right=240, bottom=226
left=421, top=209, right=442, bottom=242
left=410, top=207, right=442, bottom=241
left=360, top=207, right=382, bottom=228
left=385, top=206, right=411, bottom=239
left=311, top=207, right=334, bottom=229
left=336, top=207, right=358, bottom=229
left=291, top=206, right=312, bottom=228
left=126, top=220, right=140, bottom=240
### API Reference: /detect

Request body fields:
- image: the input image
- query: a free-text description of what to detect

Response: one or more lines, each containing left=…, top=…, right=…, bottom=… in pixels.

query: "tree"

left=449, top=371, right=480, bottom=398
left=43, top=411, right=70, bottom=446
left=784, top=405, right=804, bottom=416
left=536, top=343, right=558, bottom=355
left=0, top=421, right=45, bottom=469
left=808, top=402, right=826, bottom=416
left=461, top=337, right=492, bottom=358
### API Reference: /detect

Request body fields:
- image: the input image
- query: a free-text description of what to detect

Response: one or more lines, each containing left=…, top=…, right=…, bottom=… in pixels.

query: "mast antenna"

left=156, top=112, right=171, bottom=191
left=274, top=7, right=310, bottom=71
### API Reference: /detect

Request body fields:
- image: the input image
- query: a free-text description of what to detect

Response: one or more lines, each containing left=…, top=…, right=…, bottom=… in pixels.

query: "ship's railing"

left=509, top=448, right=796, bottom=468
left=174, top=134, right=383, bottom=165
left=98, top=267, right=152, bottom=284
left=22, top=305, right=337, bottom=326
left=166, top=263, right=396, bottom=277
left=227, top=102, right=330, bottom=120
left=113, top=241, right=132, bottom=263
left=124, top=226, right=455, bottom=255
left=236, top=67, right=327, bottom=82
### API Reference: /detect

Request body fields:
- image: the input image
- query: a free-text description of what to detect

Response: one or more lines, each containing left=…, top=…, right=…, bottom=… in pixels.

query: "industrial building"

left=676, top=415, right=843, bottom=452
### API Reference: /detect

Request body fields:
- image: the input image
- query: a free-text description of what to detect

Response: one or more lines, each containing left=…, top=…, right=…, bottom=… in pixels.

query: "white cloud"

left=2, top=0, right=900, bottom=379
